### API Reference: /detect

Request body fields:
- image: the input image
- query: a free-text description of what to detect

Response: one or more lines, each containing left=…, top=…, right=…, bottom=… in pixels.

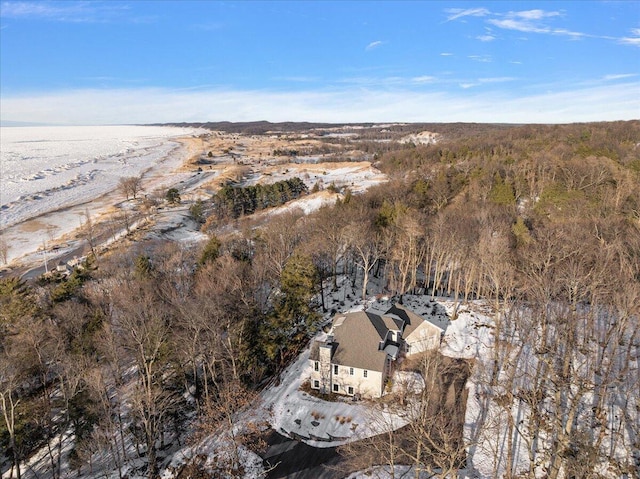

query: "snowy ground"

left=265, top=190, right=341, bottom=216
left=245, top=161, right=387, bottom=195
left=259, top=340, right=410, bottom=449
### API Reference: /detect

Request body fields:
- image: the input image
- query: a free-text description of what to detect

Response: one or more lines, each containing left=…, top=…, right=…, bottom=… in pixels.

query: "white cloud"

left=0, top=1, right=130, bottom=23
left=513, top=9, right=561, bottom=20
left=444, top=8, right=490, bottom=22
left=619, top=37, right=640, bottom=46
left=366, top=40, right=383, bottom=50
left=447, top=7, right=638, bottom=45
left=603, top=73, right=637, bottom=81
left=2, top=83, right=638, bottom=125
left=551, top=28, right=587, bottom=39
left=411, top=76, right=436, bottom=84
left=619, top=28, right=640, bottom=46
left=490, top=14, right=609, bottom=40
left=488, top=17, right=550, bottom=34
left=440, top=52, right=453, bottom=56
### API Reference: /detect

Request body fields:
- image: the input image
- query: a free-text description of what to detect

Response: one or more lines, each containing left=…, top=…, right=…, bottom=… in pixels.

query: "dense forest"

left=1, top=121, right=639, bottom=478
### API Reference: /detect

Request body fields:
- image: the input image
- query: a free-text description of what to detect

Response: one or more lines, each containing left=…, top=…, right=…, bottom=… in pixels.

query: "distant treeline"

left=152, top=121, right=350, bottom=135
left=212, top=177, right=308, bottom=219
left=150, top=121, right=515, bottom=138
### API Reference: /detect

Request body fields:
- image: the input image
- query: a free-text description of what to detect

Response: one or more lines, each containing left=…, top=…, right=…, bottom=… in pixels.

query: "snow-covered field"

left=0, top=125, right=201, bottom=263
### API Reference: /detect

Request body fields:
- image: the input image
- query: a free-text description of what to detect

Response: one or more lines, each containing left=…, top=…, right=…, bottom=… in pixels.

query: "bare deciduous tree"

left=119, top=175, right=143, bottom=201
left=0, top=235, right=10, bottom=264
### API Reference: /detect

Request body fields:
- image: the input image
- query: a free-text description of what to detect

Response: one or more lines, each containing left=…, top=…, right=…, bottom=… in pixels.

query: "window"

left=333, top=384, right=339, bottom=392
left=314, top=361, right=319, bottom=371
left=333, top=365, right=338, bottom=375
left=348, top=386, right=354, bottom=395
left=363, top=370, right=368, bottom=378
left=349, top=367, right=354, bottom=376
left=313, top=380, right=320, bottom=388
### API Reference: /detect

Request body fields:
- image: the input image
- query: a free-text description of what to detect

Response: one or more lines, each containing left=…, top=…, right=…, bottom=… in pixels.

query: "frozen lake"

left=0, top=125, right=202, bottom=264
left=1, top=125, right=199, bottom=228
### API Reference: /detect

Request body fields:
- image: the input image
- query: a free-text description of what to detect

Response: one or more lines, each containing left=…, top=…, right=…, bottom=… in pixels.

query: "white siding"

left=331, top=364, right=385, bottom=398
left=405, top=322, right=441, bottom=355
left=309, top=361, right=386, bottom=398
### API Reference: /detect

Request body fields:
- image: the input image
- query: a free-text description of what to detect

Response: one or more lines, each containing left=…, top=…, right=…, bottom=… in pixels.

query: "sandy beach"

left=1, top=127, right=386, bottom=277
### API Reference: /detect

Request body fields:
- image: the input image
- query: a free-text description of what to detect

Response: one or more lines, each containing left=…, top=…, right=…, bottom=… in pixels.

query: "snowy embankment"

left=246, top=161, right=387, bottom=195
left=437, top=298, right=639, bottom=479
left=438, top=301, right=502, bottom=478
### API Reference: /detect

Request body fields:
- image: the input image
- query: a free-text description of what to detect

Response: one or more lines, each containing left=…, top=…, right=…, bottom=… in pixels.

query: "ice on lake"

left=0, top=125, right=199, bottom=229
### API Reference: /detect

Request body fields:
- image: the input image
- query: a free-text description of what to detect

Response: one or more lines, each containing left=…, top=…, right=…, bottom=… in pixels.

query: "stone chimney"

left=319, top=338, right=332, bottom=364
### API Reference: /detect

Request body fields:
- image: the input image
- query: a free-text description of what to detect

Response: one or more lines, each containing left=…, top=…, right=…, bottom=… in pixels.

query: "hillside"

left=1, top=120, right=639, bottom=479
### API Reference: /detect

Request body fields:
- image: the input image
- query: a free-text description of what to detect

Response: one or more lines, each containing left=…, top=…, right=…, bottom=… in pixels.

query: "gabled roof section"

left=380, top=313, right=404, bottom=331
left=385, top=303, right=449, bottom=335
left=366, top=312, right=393, bottom=340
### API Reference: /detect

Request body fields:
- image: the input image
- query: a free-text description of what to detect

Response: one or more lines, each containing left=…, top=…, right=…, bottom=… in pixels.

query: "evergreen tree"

left=0, top=277, right=37, bottom=330
left=198, top=236, right=222, bottom=266
left=262, top=252, right=320, bottom=368
left=134, top=255, right=154, bottom=279
left=165, top=188, right=181, bottom=205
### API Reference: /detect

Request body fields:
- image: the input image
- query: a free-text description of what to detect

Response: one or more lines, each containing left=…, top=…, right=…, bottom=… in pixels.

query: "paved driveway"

left=262, top=430, right=349, bottom=479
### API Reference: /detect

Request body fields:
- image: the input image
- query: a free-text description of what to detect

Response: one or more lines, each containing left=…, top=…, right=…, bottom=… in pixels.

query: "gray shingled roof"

left=330, top=311, right=389, bottom=372
left=312, top=305, right=448, bottom=373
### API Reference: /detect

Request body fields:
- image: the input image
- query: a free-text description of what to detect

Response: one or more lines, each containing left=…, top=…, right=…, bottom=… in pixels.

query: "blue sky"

left=1, top=1, right=639, bottom=125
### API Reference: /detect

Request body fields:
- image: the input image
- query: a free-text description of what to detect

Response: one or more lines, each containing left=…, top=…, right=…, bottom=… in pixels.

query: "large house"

left=309, top=304, right=448, bottom=398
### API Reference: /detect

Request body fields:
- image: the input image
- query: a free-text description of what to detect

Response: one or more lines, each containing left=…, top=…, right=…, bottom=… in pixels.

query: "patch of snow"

left=266, top=191, right=340, bottom=216
left=392, top=371, right=425, bottom=395
left=399, top=131, right=440, bottom=145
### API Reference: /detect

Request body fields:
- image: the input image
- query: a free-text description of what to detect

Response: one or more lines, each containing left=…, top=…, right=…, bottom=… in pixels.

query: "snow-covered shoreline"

left=0, top=125, right=203, bottom=265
